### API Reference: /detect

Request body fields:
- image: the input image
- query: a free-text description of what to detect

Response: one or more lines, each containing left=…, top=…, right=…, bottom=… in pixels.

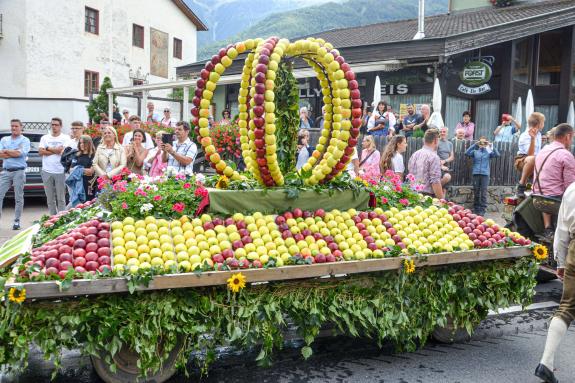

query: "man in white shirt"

left=39, top=117, right=69, bottom=214
left=122, top=116, right=154, bottom=150
left=162, top=121, right=197, bottom=175
left=146, top=102, right=161, bottom=123
left=535, top=182, right=575, bottom=383
left=515, top=112, right=544, bottom=197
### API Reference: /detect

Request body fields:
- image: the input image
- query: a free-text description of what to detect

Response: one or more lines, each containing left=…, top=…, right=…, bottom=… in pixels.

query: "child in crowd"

left=465, top=137, right=500, bottom=216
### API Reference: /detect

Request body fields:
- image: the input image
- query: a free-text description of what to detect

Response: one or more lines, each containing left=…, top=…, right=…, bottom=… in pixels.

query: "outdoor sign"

left=458, top=57, right=494, bottom=95
left=381, top=84, right=409, bottom=95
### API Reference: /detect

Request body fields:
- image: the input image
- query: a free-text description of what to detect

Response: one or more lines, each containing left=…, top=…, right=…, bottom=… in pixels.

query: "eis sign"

left=458, top=56, right=494, bottom=95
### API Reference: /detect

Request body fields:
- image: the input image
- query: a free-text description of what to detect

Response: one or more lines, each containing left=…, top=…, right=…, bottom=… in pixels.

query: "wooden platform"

left=6, top=246, right=531, bottom=300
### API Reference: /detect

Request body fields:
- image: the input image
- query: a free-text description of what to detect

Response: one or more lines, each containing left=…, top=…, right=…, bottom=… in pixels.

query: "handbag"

left=531, top=147, right=565, bottom=215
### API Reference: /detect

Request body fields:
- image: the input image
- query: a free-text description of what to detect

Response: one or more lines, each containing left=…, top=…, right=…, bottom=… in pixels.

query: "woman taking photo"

left=125, top=128, right=148, bottom=175
left=145, top=131, right=168, bottom=177
left=93, top=126, right=127, bottom=179
left=380, top=135, right=408, bottom=181
left=359, top=136, right=381, bottom=182
left=66, top=135, right=96, bottom=206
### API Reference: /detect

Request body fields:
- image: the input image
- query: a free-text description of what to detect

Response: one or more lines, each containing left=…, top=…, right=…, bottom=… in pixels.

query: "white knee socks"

left=540, top=317, right=568, bottom=371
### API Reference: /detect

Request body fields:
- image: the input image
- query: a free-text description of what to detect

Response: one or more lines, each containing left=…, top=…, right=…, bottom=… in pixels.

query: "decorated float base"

left=207, top=188, right=371, bottom=215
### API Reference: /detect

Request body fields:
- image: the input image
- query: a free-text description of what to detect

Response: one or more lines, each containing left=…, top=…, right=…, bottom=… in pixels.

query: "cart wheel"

left=432, top=317, right=471, bottom=344
left=91, top=338, right=183, bottom=383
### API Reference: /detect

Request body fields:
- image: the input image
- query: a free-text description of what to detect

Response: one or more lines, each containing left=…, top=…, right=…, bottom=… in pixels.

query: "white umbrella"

left=428, top=78, right=444, bottom=128
left=514, top=97, right=522, bottom=128
left=372, top=75, right=381, bottom=110
left=525, top=89, right=534, bottom=131
left=432, top=78, right=442, bottom=113
left=567, top=101, right=575, bottom=127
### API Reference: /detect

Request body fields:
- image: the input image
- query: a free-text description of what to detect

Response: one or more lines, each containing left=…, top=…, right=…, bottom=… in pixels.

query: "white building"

left=0, top=0, right=206, bottom=131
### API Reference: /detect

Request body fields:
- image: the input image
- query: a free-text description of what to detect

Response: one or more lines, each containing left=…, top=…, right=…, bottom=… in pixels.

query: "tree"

left=87, top=76, right=117, bottom=124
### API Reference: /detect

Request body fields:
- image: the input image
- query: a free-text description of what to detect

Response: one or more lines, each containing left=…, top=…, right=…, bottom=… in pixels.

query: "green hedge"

left=0, top=257, right=537, bottom=378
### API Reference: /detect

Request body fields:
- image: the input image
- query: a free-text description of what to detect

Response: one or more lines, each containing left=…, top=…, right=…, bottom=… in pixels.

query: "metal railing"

left=22, top=122, right=51, bottom=132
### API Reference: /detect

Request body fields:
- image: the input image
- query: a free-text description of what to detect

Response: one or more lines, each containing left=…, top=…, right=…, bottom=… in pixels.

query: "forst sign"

left=458, top=58, right=493, bottom=95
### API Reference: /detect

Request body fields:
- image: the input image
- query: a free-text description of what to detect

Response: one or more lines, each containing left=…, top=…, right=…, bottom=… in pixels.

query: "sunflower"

left=227, top=273, right=246, bottom=293
left=533, top=245, right=548, bottom=261
left=216, top=175, right=230, bottom=189
left=403, top=259, right=415, bottom=274
left=8, top=287, right=26, bottom=304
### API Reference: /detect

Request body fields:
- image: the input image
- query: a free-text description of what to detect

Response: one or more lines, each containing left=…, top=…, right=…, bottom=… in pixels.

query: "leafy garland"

left=273, top=60, right=300, bottom=174
left=0, top=258, right=537, bottom=378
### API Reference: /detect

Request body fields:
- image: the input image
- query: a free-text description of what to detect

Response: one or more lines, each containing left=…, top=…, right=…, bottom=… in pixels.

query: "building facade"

left=0, top=0, right=206, bottom=130
left=177, top=0, right=575, bottom=139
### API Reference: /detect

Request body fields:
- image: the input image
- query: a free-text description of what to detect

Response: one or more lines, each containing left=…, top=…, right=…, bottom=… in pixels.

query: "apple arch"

left=191, top=37, right=362, bottom=187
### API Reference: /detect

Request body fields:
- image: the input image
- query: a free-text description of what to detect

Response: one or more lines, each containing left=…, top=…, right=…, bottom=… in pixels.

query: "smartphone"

left=161, top=133, right=173, bottom=144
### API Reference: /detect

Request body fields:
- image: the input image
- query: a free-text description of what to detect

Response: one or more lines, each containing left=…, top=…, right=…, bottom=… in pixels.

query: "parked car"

left=0, top=130, right=45, bottom=198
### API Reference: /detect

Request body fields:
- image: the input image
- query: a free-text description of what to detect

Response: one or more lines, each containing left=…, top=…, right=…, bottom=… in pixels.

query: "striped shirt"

left=407, top=146, right=441, bottom=194
left=167, top=138, right=197, bottom=175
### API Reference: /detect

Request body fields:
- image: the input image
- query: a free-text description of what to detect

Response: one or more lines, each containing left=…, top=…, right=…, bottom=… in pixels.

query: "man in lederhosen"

left=535, top=181, right=575, bottom=382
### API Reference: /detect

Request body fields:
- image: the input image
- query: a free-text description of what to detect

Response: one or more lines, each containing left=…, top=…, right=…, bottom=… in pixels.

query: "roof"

left=310, top=0, right=575, bottom=48
left=171, top=0, right=208, bottom=31
left=177, top=0, right=575, bottom=77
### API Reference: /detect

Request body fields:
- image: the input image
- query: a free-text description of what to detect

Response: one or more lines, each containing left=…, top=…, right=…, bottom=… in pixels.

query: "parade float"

left=0, top=37, right=542, bottom=383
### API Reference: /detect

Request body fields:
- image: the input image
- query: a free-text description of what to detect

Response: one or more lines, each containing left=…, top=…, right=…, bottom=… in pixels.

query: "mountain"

left=188, top=0, right=449, bottom=61
left=185, top=0, right=336, bottom=50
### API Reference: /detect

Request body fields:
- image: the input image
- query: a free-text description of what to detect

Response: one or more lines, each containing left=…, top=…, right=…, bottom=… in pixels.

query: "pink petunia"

left=172, top=202, right=185, bottom=213
left=154, top=195, right=162, bottom=201
left=399, top=198, right=409, bottom=206
left=194, top=187, right=208, bottom=197
left=183, top=183, right=191, bottom=189
left=384, top=170, right=395, bottom=178
left=174, top=174, right=186, bottom=180
left=395, top=186, right=402, bottom=192
left=406, top=174, right=416, bottom=182
left=121, top=202, right=128, bottom=209
left=381, top=197, right=388, bottom=204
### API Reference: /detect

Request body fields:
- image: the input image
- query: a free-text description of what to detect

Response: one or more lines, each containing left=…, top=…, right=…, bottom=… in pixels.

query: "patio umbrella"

left=567, top=101, right=575, bottom=127
left=525, top=89, right=534, bottom=131
left=372, top=75, right=381, bottom=109
left=428, top=78, right=444, bottom=128
left=514, top=97, right=522, bottom=128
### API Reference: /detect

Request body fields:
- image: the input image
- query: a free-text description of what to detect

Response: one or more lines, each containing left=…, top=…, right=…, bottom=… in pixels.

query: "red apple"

left=73, top=248, right=86, bottom=258
left=85, top=261, right=99, bottom=271
left=97, top=247, right=111, bottom=257
left=85, top=242, right=98, bottom=253
left=98, top=256, right=111, bottom=265
left=74, top=257, right=86, bottom=267
left=85, top=252, right=99, bottom=262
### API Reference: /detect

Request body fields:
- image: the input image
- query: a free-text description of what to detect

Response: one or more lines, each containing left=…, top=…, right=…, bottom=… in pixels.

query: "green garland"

left=0, top=257, right=537, bottom=378
left=273, top=60, right=300, bottom=174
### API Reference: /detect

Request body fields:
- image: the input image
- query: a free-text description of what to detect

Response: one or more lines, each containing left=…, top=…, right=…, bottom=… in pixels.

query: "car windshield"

left=0, top=133, right=43, bottom=152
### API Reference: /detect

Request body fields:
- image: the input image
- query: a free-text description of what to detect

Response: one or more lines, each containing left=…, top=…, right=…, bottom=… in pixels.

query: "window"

left=84, top=71, right=99, bottom=97
left=173, top=38, right=182, bottom=59
left=85, top=7, right=99, bottom=34
left=513, top=37, right=532, bottom=84
left=132, top=24, right=144, bottom=48
left=537, top=31, right=563, bottom=85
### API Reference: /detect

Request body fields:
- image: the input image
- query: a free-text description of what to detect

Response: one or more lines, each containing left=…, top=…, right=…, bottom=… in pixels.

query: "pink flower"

left=384, top=170, right=395, bottom=178
left=172, top=202, right=185, bottom=213
left=395, top=186, right=402, bottom=192
left=183, top=183, right=191, bottom=189
left=153, top=195, right=162, bottom=201
left=381, top=197, right=388, bottom=204
left=194, top=187, right=208, bottom=198
left=175, top=174, right=186, bottom=180
left=122, top=202, right=128, bottom=209
left=134, top=188, right=147, bottom=197
left=406, top=174, right=415, bottom=182
left=399, top=198, right=409, bottom=206
left=415, top=184, right=424, bottom=192
left=111, top=174, right=122, bottom=182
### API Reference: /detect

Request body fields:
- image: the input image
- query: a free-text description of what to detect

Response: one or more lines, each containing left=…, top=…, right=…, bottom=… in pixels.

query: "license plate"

left=25, top=167, right=40, bottom=173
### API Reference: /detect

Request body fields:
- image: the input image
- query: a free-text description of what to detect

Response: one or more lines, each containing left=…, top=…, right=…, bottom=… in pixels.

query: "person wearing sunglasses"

left=39, top=117, right=70, bottom=215
left=161, top=107, right=176, bottom=127
left=121, top=109, right=130, bottom=125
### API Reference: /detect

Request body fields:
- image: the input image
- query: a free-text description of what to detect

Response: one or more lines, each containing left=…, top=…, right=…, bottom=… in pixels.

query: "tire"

left=432, top=317, right=471, bottom=344
left=91, top=338, right=183, bottom=383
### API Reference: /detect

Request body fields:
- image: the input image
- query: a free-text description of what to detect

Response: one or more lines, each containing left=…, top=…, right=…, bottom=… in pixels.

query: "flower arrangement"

left=532, top=244, right=548, bottom=262
left=360, top=170, right=429, bottom=210
left=98, top=170, right=208, bottom=219
left=209, top=121, right=242, bottom=164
